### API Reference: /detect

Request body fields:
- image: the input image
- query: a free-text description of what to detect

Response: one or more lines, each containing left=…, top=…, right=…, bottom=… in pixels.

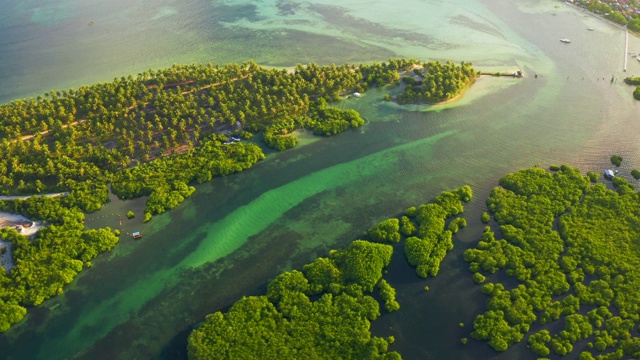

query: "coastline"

left=562, top=1, right=627, bottom=31
left=432, top=77, right=478, bottom=106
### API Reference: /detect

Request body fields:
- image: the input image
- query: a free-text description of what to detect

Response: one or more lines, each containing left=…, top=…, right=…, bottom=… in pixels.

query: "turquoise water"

left=2, top=0, right=640, bottom=359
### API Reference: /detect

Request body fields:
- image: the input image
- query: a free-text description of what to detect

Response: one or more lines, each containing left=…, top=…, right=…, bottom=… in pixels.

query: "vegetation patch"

left=610, top=155, right=623, bottom=167
left=187, top=187, right=470, bottom=359
left=394, top=61, right=477, bottom=104
left=0, top=59, right=423, bottom=218
left=404, top=186, right=472, bottom=278
left=464, top=164, right=640, bottom=358
left=0, top=197, right=118, bottom=332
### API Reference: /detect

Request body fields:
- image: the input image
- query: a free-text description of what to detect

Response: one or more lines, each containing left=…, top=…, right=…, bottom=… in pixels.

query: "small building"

left=604, top=169, right=615, bottom=179
left=132, top=231, right=143, bottom=239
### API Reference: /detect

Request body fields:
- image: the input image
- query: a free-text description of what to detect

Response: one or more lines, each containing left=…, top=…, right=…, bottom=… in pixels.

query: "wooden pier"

left=625, top=29, right=629, bottom=72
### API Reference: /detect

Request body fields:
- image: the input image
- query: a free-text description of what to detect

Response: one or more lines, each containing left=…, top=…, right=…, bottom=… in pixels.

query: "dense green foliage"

left=404, top=186, right=472, bottom=278
left=395, top=61, right=477, bottom=104
left=0, top=197, right=118, bottom=332
left=188, top=240, right=398, bottom=360
left=587, top=171, right=600, bottom=183
left=188, top=186, right=471, bottom=359
left=632, top=169, right=640, bottom=180
left=581, top=1, right=628, bottom=25
left=367, top=218, right=401, bottom=244
left=399, top=216, right=416, bottom=236
left=464, top=164, right=640, bottom=358
left=110, top=134, right=263, bottom=218
left=607, top=11, right=628, bottom=25
left=308, top=99, right=365, bottom=136
left=629, top=17, right=640, bottom=33
left=447, top=217, right=467, bottom=234
left=378, top=279, right=400, bottom=312
left=625, top=77, right=640, bottom=86
left=0, top=59, right=421, bottom=215
left=610, top=155, right=623, bottom=166
left=624, top=78, right=640, bottom=100
left=262, top=117, right=303, bottom=151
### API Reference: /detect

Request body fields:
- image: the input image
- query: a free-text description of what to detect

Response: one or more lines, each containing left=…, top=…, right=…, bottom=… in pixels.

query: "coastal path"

left=0, top=192, right=69, bottom=201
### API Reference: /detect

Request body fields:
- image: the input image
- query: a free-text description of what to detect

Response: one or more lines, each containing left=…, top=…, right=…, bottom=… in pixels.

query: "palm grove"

left=0, top=59, right=477, bottom=218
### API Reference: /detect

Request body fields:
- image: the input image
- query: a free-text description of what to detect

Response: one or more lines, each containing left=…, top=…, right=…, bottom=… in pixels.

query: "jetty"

left=479, top=71, right=523, bottom=78
left=625, top=29, right=629, bottom=72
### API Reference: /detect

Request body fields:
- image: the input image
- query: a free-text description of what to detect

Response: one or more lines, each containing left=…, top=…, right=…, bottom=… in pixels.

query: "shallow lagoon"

left=2, top=0, right=640, bottom=359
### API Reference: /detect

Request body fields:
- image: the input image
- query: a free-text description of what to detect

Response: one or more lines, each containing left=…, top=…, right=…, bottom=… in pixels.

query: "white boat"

left=587, top=28, right=594, bottom=31
left=637, top=57, right=640, bottom=62
left=560, top=38, right=571, bottom=43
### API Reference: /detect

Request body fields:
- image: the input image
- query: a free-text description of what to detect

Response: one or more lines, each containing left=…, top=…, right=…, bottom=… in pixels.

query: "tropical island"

left=0, top=58, right=475, bottom=218
left=0, top=59, right=477, bottom=333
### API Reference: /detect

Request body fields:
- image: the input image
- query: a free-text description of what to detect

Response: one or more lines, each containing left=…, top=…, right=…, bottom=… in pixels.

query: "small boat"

left=560, top=38, right=571, bottom=43
left=637, top=57, right=640, bottom=63
left=604, top=169, right=615, bottom=179
left=587, top=28, right=594, bottom=31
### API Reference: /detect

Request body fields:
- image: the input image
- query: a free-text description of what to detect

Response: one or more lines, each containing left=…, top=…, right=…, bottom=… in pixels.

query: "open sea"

left=1, top=0, right=640, bottom=359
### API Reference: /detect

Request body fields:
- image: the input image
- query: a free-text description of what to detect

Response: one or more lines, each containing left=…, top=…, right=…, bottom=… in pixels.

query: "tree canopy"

left=188, top=240, right=398, bottom=360
left=188, top=186, right=471, bottom=359
left=0, top=196, right=118, bottom=332
left=395, top=61, right=477, bottom=104
left=465, top=164, right=640, bottom=358
left=0, top=59, right=423, bottom=216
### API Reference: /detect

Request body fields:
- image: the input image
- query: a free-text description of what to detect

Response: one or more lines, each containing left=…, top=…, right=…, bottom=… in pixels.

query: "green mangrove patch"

left=464, top=164, right=640, bottom=359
